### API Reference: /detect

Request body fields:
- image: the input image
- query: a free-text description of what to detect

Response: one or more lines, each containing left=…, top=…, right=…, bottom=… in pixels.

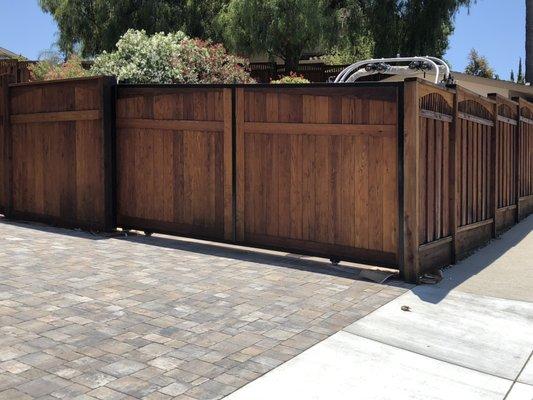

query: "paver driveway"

left=0, top=220, right=409, bottom=399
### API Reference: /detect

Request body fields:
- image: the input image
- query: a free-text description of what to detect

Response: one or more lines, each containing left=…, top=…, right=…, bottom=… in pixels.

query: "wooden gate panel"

left=236, top=85, right=399, bottom=267
left=8, top=77, right=114, bottom=229
left=115, top=86, right=233, bottom=241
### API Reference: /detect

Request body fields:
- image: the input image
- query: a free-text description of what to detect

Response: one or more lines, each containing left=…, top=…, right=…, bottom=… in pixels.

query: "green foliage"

left=510, top=70, right=515, bottom=82
left=321, top=0, right=373, bottom=64
left=351, top=0, right=474, bottom=58
left=29, top=51, right=90, bottom=81
left=90, top=29, right=254, bottom=84
left=517, top=57, right=525, bottom=84
left=464, top=49, right=494, bottom=79
left=38, top=0, right=228, bottom=57
left=39, top=0, right=474, bottom=71
left=182, top=0, right=229, bottom=41
left=219, top=0, right=333, bottom=72
left=271, top=72, right=310, bottom=84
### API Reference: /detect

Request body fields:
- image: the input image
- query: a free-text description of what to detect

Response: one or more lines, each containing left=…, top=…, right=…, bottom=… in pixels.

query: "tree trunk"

left=527, top=0, right=533, bottom=83
left=284, top=53, right=300, bottom=75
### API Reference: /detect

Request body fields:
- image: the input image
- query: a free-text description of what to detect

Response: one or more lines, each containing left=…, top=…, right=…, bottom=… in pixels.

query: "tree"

left=321, top=0, right=374, bottom=64
left=219, top=0, right=333, bottom=72
left=510, top=70, right=515, bottom=82
left=517, top=57, right=525, bottom=84
left=90, top=29, right=253, bottom=84
left=464, top=49, right=494, bottom=79
left=38, top=0, right=227, bottom=57
left=355, top=0, right=473, bottom=58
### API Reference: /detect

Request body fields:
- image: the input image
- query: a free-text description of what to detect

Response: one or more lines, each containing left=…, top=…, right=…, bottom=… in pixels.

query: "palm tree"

left=527, top=0, right=533, bottom=83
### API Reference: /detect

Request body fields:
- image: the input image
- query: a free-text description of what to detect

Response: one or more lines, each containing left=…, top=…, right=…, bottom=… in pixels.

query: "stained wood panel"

left=236, top=85, right=399, bottom=267
left=0, top=76, right=7, bottom=213
left=456, top=90, right=494, bottom=227
left=8, top=77, right=114, bottom=229
left=417, top=88, right=454, bottom=245
left=519, top=99, right=533, bottom=199
left=491, top=98, right=518, bottom=209
left=115, top=86, right=233, bottom=241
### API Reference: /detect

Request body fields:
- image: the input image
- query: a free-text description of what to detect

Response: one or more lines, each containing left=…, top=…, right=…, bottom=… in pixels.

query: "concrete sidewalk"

left=225, top=215, right=533, bottom=400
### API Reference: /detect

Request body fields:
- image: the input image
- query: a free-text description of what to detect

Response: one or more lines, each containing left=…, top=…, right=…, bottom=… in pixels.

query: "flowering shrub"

left=30, top=55, right=89, bottom=81
left=271, top=72, right=310, bottom=84
left=91, top=29, right=254, bottom=84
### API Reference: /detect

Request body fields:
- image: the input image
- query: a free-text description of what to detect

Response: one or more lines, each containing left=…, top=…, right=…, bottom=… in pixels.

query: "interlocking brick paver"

left=100, top=360, right=147, bottom=378
left=0, top=388, right=33, bottom=400
left=0, top=220, right=410, bottom=399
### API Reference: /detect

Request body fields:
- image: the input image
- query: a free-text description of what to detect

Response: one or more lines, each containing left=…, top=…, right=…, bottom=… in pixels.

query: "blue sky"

left=0, top=0, right=526, bottom=79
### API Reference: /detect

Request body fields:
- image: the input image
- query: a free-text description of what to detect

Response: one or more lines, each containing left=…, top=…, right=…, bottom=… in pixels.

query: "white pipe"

left=345, top=65, right=422, bottom=82
left=335, top=56, right=446, bottom=84
left=335, top=57, right=439, bottom=83
left=425, top=56, right=450, bottom=79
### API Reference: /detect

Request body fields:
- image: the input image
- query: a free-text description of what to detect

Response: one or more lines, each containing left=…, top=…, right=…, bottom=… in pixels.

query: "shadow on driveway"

left=414, top=214, right=533, bottom=304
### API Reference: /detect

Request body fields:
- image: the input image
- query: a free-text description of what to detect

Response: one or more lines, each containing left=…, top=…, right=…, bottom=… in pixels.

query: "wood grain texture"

left=416, top=82, right=454, bottom=246
left=11, top=110, right=101, bottom=124
left=0, top=76, right=7, bottom=213
left=403, top=80, right=420, bottom=281
left=8, top=77, right=114, bottom=229
left=236, top=85, right=399, bottom=268
left=518, top=99, right=533, bottom=200
left=455, top=87, right=494, bottom=228
left=115, top=86, right=232, bottom=241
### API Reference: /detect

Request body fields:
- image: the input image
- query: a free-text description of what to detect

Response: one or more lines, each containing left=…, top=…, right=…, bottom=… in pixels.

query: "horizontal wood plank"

left=11, top=110, right=101, bottom=124
left=243, top=232, right=398, bottom=267
left=243, top=122, right=396, bottom=136
left=519, top=116, right=533, bottom=125
left=420, top=109, right=453, bottom=122
left=456, top=218, right=493, bottom=233
left=117, top=118, right=224, bottom=132
left=497, top=115, right=517, bottom=126
left=458, top=112, right=494, bottom=127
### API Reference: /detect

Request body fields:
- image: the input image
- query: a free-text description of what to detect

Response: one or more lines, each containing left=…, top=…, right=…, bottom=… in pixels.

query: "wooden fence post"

left=1, top=74, right=14, bottom=218
left=513, top=97, right=522, bottom=221
left=449, top=86, right=459, bottom=264
left=402, top=79, right=420, bottom=282
left=491, top=101, right=498, bottom=238
left=100, top=76, right=117, bottom=231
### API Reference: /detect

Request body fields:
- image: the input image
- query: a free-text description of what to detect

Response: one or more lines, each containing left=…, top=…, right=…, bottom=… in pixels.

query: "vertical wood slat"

left=491, top=101, right=498, bottom=237
left=223, top=88, right=233, bottom=241
left=235, top=87, right=245, bottom=242
left=451, top=89, right=460, bottom=263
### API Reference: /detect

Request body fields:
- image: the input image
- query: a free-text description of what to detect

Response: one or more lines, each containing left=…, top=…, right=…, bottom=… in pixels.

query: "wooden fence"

left=1, top=76, right=115, bottom=230
left=1, top=76, right=532, bottom=282
left=0, top=60, right=31, bottom=83
left=235, top=85, right=399, bottom=266
left=518, top=98, right=533, bottom=219
left=403, top=78, right=533, bottom=281
left=115, top=86, right=233, bottom=241
left=490, top=94, right=519, bottom=235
